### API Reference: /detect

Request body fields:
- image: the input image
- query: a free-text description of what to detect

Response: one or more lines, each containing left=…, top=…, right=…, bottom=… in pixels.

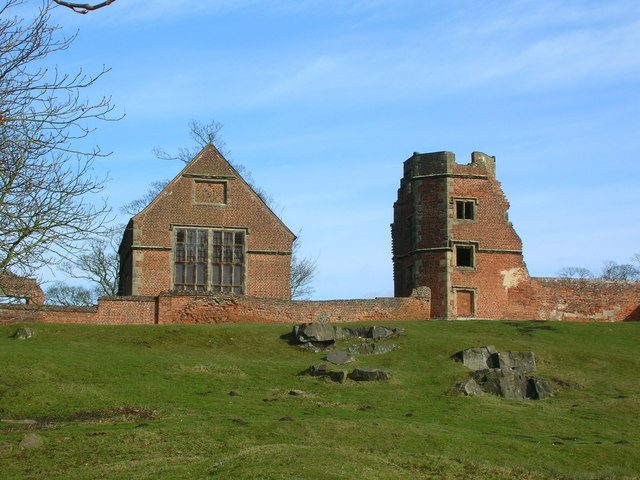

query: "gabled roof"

left=131, top=144, right=295, bottom=238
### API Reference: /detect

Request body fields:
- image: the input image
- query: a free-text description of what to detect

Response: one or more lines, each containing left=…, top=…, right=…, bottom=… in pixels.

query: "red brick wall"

left=0, top=291, right=431, bottom=325
left=133, top=250, right=172, bottom=296
left=155, top=291, right=431, bottom=325
left=450, top=252, right=528, bottom=319
left=95, top=297, right=157, bottom=324
left=509, top=278, right=640, bottom=322
left=0, top=273, right=45, bottom=305
left=0, top=305, right=97, bottom=324
left=246, top=253, right=291, bottom=298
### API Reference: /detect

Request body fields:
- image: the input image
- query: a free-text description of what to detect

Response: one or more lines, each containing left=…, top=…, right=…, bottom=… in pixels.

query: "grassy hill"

left=0, top=320, right=638, bottom=479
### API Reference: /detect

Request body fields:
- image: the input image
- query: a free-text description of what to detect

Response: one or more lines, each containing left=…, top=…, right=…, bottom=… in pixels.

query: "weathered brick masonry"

left=392, top=151, right=640, bottom=322
left=0, top=290, right=431, bottom=325
left=0, top=273, right=45, bottom=305
left=118, top=145, right=295, bottom=299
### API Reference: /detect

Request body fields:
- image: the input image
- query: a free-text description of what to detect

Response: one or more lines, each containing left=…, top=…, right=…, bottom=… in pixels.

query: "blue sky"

left=42, top=0, right=640, bottom=299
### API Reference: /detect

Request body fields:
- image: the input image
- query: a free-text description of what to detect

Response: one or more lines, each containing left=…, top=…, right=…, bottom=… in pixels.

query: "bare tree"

left=45, top=282, right=96, bottom=306
left=120, top=179, right=170, bottom=217
left=60, top=225, right=121, bottom=297
left=0, top=0, right=116, bottom=288
left=291, top=234, right=317, bottom=300
left=153, top=120, right=229, bottom=162
left=558, top=254, right=640, bottom=282
left=52, top=0, right=115, bottom=14
left=557, top=267, right=594, bottom=279
left=601, top=260, right=640, bottom=281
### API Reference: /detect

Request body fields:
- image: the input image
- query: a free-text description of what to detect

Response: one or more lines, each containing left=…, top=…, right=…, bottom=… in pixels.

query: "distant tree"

left=0, top=0, right=117, bottom=288
left=52, top=0, right=115, bottom=14
left=601, top=260, right=640, bottom=281
left=60, top=226, right=121, bottom=297
left=45, top=282, right=97, bottom=306
left=290, top=234, right=317, bottom=300
left=558, top=254, right=640, bottom=282
left=557, top=267, right=594, bottom=279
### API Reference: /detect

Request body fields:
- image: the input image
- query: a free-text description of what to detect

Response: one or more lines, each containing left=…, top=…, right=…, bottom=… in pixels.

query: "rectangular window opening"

left=456, top=200, right=475, bottom=220
left=456, top=245, right=474, bottom=268
left=174, top=227, right=246, bottom=293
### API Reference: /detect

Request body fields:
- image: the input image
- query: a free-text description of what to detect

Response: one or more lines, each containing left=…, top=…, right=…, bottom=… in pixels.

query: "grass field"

left=0, top=320, right=638, bottom=479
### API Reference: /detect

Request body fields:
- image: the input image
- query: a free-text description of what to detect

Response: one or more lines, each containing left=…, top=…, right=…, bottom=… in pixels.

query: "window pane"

left=212, top=265, right=221, bottom=285
left=223, top=265, right=232, bottom=285
left=234, top=246, right=244, bottom=264
left=465, top=202, right=474, bottom=219
left=212, top=245, right=222, bottom=263
left=175, top=245, right=185, bottom=262
left=197, top=239, right=207, bottom=261
left=175, top=264, right=184, bottom=284
left=196, top=264, right=206, bottom=285
left=223, top=286, right=232, bottom=293
left=213, top=231, right=222, bottom=245
left=235, top=232, right=244, bottom=245
left=223, top=232, right=233, bottom=245
left=187, top=229, right=196, bottom=244
left=233, top=286, right=243, bottom=294
left=186, top=245, right=195, bottom=261
left=456, top=201, right=464, bottom=219
left=224, top=246, right=233, bottom=262
left=186, top=264, right=195, bottom=284
left=233, top=266, right=242, bottom=286
left=176, top=229, right=185, bottom=242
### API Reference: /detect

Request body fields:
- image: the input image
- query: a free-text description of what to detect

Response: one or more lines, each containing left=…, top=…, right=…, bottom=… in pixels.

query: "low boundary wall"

left=0, top=290, right=431, bottom=325
left=1, top=279, right=637, bottom=324
left=507, top=278, right=640, bottom=322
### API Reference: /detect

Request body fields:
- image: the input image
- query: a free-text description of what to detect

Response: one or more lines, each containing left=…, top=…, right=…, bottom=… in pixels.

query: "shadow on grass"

left=503, top=321, right=559, bottom=336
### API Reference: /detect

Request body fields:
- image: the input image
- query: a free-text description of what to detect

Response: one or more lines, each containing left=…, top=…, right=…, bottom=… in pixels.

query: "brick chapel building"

left=118, top=145, right=295, bottom=299
left=392, top=151, right=530, bottom=319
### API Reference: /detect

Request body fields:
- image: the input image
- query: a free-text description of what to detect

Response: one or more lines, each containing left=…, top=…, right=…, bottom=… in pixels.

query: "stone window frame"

left=192, top=179, right=228, bottom=206
left=454, top=244, right=476, bottom=269
left=171, top=225, right=248, bottom=294
left=452, top=286, right=477, bottom=317
left=453, top=197, right=477, bottom=221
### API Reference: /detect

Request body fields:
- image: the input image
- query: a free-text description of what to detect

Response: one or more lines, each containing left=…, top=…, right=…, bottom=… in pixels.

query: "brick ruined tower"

left=391, top=151, right=529, bottom=319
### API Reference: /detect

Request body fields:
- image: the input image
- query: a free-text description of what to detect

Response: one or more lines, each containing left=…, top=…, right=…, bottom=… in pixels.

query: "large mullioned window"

left=174, top=227, right=245, bottom=294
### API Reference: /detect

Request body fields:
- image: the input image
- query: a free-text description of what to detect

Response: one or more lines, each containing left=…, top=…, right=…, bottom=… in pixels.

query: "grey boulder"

left=13, top=327, right=35, bottom=340
left=453, top=378, right=485, bottom=396
left=348, top=368, right=392, bottom=381
left=19, top=433, right=44, bottom=450
left=492, top=351, right=536, bottom=374
left=454, top=345, right=498, bottom=371
left=473, top=368, right=527, bottom=399
left=325, top=351, right=354, bottom=365
left=347, top=326, right=405, bottom=340
left=298, top=340, right=336, bottom=352
left=347, top=343, right=397, bottom=355
left=293, top=323, right=343, bottom=343
left=526, top=377, right=554, bottom=399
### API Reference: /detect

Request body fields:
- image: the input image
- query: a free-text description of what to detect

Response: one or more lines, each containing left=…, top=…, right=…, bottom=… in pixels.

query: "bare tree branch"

left=52, top=0, right=115, bottom=14
left=0, top=0, right=118, bottom=289
left=59, top=225, right=121, bottom=296
left=291, top=233, right=317, bottom=299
